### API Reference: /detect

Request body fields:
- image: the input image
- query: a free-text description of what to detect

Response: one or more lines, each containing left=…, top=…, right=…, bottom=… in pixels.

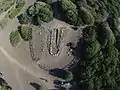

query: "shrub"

left=19, top=26, right=32, bottom=41
left=66, top=10, right=78, bottom=25
left=27, top=5, right=36, bottom=16
left=9, top=31, right=21, bottom=46
left=83, top=26, right=97, bottom=42
left=78, top=7, right=94, bottom=25
left=18, top=2, right=53, bottom=25
left=84, top=40, right=101, bottom=59
left=38, top=6, right=53, bottom=22
left=100, top=22, right=116, bottom=47
left=60, top=0, right=78, bottom=25
left=107, top=13, right=120, bottom=36
left=17, top=12, right=32, bottom=24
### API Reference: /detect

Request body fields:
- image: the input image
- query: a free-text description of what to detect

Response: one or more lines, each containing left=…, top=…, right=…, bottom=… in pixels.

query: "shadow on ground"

left=29, top=82, right=42, bottom=90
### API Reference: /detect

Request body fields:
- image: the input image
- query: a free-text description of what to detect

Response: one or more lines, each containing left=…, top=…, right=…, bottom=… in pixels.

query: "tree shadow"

left=49, top=68, right=67, bottom=79
left=0, top=78, right=7, bottom=85
left=71, top=38, right=84, bottom=60
left=29, top=82, right=41, bottom=90
left=69, top=38, right=87, bottom=90
left=51, top=1, right=64, bottom=21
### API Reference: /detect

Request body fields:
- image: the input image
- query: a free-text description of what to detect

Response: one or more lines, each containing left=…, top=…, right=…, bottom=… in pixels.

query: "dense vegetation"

left=71, top=0, right=120, bottom=90
left=59, top=0, right=78, bottom=25
left=17, top=1, right=53, bottom=25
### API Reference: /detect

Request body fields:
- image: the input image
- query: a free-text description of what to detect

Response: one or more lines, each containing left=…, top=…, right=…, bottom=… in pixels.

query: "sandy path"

left=0, top=46, right=38, bottom=78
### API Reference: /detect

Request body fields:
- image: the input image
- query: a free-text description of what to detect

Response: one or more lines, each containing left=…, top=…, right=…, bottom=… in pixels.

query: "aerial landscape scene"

left=0, top=0, right=120, bottom=90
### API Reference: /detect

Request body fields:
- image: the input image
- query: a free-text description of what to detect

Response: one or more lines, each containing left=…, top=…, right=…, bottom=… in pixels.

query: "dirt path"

left=0, top=46, right=37, bottom=78
left=0, top=0, right=56, bottom=89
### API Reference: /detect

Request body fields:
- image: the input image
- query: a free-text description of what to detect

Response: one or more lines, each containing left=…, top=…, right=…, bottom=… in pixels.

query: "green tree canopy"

left=60, top=0, right=78, bottom=25
left=99, top=22, right=116, bottom=47
left=17, top=12, right=32, bottom=24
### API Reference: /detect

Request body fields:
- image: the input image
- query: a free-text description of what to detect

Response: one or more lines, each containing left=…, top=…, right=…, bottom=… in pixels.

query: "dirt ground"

left=0, top=0, right=82, bottom=90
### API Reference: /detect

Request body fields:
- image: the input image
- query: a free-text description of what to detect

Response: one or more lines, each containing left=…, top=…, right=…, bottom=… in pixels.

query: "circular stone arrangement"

left=29, top=20, right=81, bottom=70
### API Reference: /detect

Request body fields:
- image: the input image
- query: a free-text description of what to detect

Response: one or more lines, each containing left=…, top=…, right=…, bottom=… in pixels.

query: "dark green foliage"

left=73, top=0, right=120, bottom=87
left=84, top=40, right=100, bottom=59
left=27, top=5, right=36, bottom=16
left=83, top=26, right=100, bottom=59
left=17, top=12, right=32, bottom=24
left=116, top=35, right=120, bottom=51
left=107, top=13, right=120, bottom=36
left=102, top=0, right=120, bottom=18
left=19, top=2, right=53, bottom=25
left=83, top=26, right=96, bottom=42
left=60, top=0, right=78, bottom=25
left=65, top=10, right=77, bottom=25
left=98, top=22, right=115, bottom=47
left=18, top=26, right=32, bottom=41
left=38, top=5, right=53, bottom=22
left=87, top=46, right=120, bottom=90
left=78, top=7, right=94, bottom=25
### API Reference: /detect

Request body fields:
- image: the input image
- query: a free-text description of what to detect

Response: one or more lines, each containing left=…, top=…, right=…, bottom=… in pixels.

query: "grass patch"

left=9, top=0, right=25, bottom=19
left=18, top=26, right=32, bottom=41
left=9, top=30, right=21, bottom=46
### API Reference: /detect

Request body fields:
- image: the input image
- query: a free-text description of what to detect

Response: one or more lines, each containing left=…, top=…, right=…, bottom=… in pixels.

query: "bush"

left=100, top=22, right=116, bottom=47
left=84, top=40, right=101, bottom=59
left=66, top=10, right=77, bottom=25
left=27, top=5, right=36, bottom=16
left=18, top=2, right=53, bottom=25
left=17, top=12, right=32, bottom=24
left=19, top=26, right=32, bottom=41
left=78, top=7, right=94, bottom=25
left=84, top=45, right=120, bottom=90
left=60, top=0, right=78, bottom=25
left=107, top=13, right=120, bottom=36
left=9, top=31, right=21, bottom=46
left=83, top=26, right=97, bottom=42
left=38, top=6, right=53, bottom=22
